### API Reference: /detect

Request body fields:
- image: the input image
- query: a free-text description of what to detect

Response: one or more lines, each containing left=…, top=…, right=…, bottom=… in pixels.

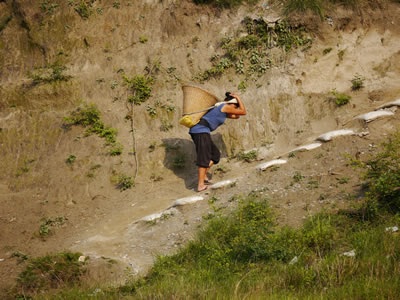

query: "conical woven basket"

left=181, top=85, right=220, bottom=125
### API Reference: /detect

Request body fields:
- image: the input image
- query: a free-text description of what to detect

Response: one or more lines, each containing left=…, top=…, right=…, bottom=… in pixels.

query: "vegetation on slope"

left=10, top=130, right=400, bottom=299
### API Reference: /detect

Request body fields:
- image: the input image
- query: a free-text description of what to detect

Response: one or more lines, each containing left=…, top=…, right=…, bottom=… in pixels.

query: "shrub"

left=63, top=103, right=122, bottom=155
left=124, top=75, right=154, bottom=105
left=15, top=252, right=86, bottom=296
left=351, top=73, right=365, bottom=91
left=235, top=150, right=258, bottom=162
left=330, top=89, right=351, bottom=106
left=116, top=174, right=134, bottom=191
left=363, top=130, right=400, bottom=213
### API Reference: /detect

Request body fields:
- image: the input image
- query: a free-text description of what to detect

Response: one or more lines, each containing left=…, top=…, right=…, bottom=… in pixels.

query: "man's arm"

left=221, top=93, right=246, bottom=119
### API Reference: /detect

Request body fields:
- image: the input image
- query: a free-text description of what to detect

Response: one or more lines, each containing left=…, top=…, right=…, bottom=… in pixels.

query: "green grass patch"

left=63, top=103, right=122, bottom=156
left=13, top=251, right=86, bottom=297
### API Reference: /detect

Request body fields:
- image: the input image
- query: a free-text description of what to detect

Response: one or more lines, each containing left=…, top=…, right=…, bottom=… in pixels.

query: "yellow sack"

left=179, top=115, right=199, bottom=128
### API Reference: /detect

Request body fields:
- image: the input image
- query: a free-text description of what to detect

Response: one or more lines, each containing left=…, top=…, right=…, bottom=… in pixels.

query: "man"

left=189, top=92, right=246, bottom=192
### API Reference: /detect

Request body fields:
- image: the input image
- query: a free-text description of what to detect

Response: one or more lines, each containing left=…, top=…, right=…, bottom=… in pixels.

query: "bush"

left=330, top=89, right=351, bottom=106
left=15, top=252, right=86, bottom=296
left=363, top=130, right=400, bottom=213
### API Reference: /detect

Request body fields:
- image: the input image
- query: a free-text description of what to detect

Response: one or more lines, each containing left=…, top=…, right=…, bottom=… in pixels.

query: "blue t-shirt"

left=189, top=104, right=227, bottom=134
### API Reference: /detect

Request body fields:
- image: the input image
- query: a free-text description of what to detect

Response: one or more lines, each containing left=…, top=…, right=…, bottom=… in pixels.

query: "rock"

left=256, top=159, right=287, bottom=171
left=355, top=110, right=394, bottom=122
left=316, top=129, right=355, bottom=142
left=173, top=195, right=204, bottom=207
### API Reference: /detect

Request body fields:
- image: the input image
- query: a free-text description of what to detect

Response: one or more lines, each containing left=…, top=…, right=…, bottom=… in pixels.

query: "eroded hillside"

left=1, top=0, right=400, bottom=294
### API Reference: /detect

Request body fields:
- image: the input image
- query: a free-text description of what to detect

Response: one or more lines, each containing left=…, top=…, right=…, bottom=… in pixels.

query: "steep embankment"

left=1, top=0, right=400, bottom=293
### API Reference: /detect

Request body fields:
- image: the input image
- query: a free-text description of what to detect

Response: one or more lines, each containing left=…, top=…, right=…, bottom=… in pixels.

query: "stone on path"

left=256, top=159, right=287, bottom=171
left=173, top=195, right=204, bottom=207
left=355, top=110, right=394, bottom=122
left=316, top=129, right=355, bottom=142
left=291, top=142, right=322, bottom=153
left=210, top=179, right=237, bottom=190
left=376, top=99, right=400, bottom=110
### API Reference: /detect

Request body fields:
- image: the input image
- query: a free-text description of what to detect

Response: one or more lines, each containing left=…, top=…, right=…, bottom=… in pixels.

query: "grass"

left=0, top=112, right=63, bottom=190
left=63, top=103, right=122, bottom=156
left=20, top=130, right=399, bottom=299
left=194, top=17, right=311, bottom=83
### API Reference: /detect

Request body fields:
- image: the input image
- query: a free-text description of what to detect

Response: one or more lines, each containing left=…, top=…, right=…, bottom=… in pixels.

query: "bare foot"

left=197, top=185, right=208, bottom=192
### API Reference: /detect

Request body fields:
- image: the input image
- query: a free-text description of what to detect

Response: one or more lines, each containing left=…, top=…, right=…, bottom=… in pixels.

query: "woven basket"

left=181, top=85, right=220, bottom=126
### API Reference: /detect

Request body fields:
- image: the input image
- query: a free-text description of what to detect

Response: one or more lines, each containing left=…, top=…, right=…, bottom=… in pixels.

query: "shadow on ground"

left=162, top=133, right=228, bottom=190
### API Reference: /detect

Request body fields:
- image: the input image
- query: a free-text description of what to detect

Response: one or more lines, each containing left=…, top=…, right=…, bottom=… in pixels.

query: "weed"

left=330, top=89, right=351, bottom=106
left=338, top=49, right=345, bottom=61
left=29, top=62, right=72, bottom=84
left=40, top=1, right=59, bottom=14
left=124, top=75, right=154, bottom=105
left=351, top=73, right=365, bottom=91
left=115, top=174, right=134, bottom=191
left=11, top=251, right=29, bottom=263
left=307, top=179, right=319, bottom=189
left=194, top=17, right=311, bottom=82
left=71, top=1, right=92, bottom=19
left=235, top=150, right=258, bottom=162
left=323, top=47, right=332, bottom=55
left=39, top=216, right=67, bottom=238
left=160, top=119, right=173, bottom=132
left=293, top=171, right=304, bottom=182
left=63, top=103, right=122, bottom=155
left=65, top=155, right=76, bottom=165
left=337, top=177, right=349, bottom=184
left=139, top=36, right=148, bottom=43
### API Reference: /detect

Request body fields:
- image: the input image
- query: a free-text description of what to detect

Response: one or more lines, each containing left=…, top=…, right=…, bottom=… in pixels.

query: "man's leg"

left=197, top=166, right=208, bottom=192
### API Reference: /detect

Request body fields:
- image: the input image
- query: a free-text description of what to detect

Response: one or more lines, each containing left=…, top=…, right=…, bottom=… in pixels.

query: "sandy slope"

left=1, top=0, right=400, bottom=294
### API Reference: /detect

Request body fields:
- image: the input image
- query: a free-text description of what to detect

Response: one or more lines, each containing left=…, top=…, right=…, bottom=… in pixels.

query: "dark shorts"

left=190, top=133, right=221, bottom=168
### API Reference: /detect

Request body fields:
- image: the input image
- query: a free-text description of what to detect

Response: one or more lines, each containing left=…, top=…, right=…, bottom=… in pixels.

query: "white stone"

left=355, top=110, right=394, bottom=122
left=342, top=250, right=356, bottom=257
left=210, top=179, right=236, bottom=189
left=140, top=213, right=163, bottom=222
left=385, top=226, right=399, bottom=232
left=173, top=195, right=204, bottom=207
left=291, top=142, right=322, bottom=152
left=316, top=129, right=355, bottom=142
left=256, top=159, right=287, bottom=171
left=78, top=255, right=86, bottom=262
left=376, top=99, right=400, bottom=109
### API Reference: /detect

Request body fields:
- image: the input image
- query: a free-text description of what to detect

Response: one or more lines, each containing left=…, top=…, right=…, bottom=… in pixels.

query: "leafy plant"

left=330, top=89, right=351, bottom=106
left=63, top=103, right=122, bottom=155
left=124, top=75, right=154, bottom=105
left=39, top=217, right=67, bottom=238
left=235, top=150, right=258, bottom=162
left=71, top=0, right=93, bottom=19
left=293, top=171, right=305, bottom=182
left=65, top=155, right=76, bottom=165
left=116, top=174, right=134, bottom=191
left=351, top=73, right=365, bottom=91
